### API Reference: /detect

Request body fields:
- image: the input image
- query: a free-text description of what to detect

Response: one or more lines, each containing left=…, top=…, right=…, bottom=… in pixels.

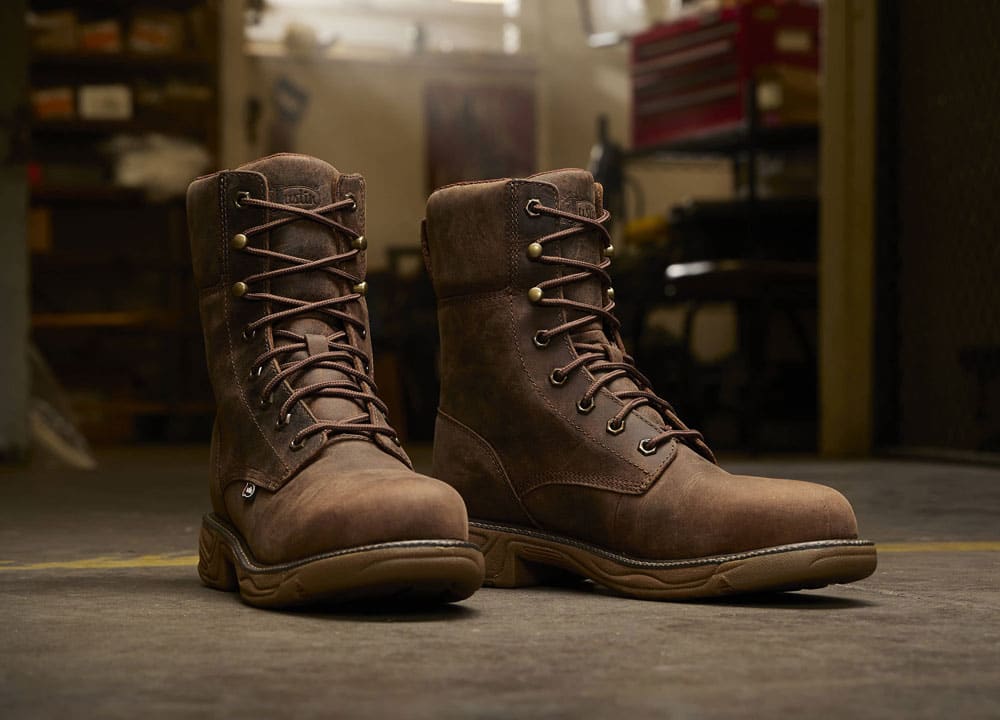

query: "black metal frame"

left=873, top=0, right=901, bottom=449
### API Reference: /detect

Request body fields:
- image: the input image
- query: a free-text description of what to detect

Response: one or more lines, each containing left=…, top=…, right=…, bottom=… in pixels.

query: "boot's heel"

left=198, top=519, right=238, bottom=592
left=470, top=523, right=579, bottom=588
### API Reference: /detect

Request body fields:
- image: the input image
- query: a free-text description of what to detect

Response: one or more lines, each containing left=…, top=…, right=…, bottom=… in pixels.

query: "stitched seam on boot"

left=507, top=181, right=660, bottom=492
left=436, top=409, right=537, bottom=527
left=221, top=172, right=288, bottom=482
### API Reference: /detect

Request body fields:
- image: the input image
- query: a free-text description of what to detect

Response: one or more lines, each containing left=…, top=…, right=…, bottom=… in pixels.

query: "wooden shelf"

left=31, top=51, right=211, bottom=71
left=31, top=311, right=180, bottom=330
left=32, top=117, right=210, bottom=136
left=629, top=123, right=819, bottom=158
left=27, top=0, right=221, bottom=442
left=30, top=184, right=186, bottom=205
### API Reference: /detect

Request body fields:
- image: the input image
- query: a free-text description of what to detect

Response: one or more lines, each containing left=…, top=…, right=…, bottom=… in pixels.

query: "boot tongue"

left=530, top=169, right=664, bottom=429
left=237, top=154, right=370, bottom=426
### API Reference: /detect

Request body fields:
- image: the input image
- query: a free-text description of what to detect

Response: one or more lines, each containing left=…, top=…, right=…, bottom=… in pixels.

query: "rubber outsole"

left=198, top=513, right=485, bottom=608
left=470, top=520, right=877, bottom=600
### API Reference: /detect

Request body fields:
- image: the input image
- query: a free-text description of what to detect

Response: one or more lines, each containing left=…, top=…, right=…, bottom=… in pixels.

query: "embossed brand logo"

left=281, top=187, right=319, bottom=207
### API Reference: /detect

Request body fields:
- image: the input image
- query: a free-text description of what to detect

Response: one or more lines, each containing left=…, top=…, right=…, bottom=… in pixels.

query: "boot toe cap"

left=627, top=465, right=862, bottom=560
left=248, top=469, right=470, bottom=565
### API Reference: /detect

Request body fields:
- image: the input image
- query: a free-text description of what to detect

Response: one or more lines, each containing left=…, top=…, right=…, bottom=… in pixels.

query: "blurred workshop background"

left=1, top=0, right=997, bottom=466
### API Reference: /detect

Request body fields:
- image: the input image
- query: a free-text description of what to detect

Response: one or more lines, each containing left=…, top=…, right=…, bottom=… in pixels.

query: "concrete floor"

left=2, top=446, right=999, bottom=719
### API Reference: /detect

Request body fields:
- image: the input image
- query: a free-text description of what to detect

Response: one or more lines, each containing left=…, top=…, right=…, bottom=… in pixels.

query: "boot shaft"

left=423, top=170, right=685, bottom=506
left=187, top=154, right=407, bottom=498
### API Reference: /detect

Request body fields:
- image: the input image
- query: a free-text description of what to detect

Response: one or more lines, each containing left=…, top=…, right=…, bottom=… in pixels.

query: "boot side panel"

left=432, top=410, right=533, bottom=526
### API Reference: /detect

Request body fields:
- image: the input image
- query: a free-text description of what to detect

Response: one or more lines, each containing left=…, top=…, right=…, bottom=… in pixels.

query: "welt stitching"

left=222, top=174, right=287, bottom=477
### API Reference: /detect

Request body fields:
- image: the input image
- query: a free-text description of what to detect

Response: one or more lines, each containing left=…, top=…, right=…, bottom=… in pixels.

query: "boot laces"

left=233, top=193, right=398, bottom=451
left=525, top=198, right=713, bottom=461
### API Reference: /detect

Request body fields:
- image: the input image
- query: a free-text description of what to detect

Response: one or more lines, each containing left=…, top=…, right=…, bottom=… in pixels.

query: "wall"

left=225, top=0, right=730, bottom=270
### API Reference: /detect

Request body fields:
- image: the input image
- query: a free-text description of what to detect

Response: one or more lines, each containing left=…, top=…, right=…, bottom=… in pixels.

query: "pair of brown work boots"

left=187, top=153, right=876, bottom=608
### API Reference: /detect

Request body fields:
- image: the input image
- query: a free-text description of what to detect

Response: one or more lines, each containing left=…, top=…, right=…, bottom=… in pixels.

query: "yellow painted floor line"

left=0, top=554, right=199, bottom=571
left=0, top=541, right=999, bottom=572
left=878, top=541, right=1000, bottom=553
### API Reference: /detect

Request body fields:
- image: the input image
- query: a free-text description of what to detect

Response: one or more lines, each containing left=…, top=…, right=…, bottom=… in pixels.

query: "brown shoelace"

left=525, top=198, right=713, bottom=460
left=233, top=193, right=397, bottom=451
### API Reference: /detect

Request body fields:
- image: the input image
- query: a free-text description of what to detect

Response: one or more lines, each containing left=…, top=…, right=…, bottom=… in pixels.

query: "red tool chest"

left=631, top=1, right=820, bottom=150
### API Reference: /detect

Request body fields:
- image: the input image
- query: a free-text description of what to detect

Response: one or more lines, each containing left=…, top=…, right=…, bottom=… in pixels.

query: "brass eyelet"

left=533, top=331, right=550, bottom=348
left=351, top=235, right=367, bottom=251
left=345, top=193, right=358, bottom=211
left=602, top=244, right=615, bottom=259
left=275, top=413, right=292, bottom=429
left=606, top=418, right=625, bottom=435
left=525, top=198, right=542, bottom=217
left=549, top=369, right=567, bottom=387
left=353, top=281, right=368, bottom=296
left=249, top=365, right=264, bottom=381
left=289, top=438, right=305, bottom=452
left=235, top=191, right=250, bottom=208
left=638, top=438, right=658, bottom=456
left=576, top=397, right=595, bottom=414
left=259, top=394, right=272, bottom=410
left=242, top=326, right=257, bottom=341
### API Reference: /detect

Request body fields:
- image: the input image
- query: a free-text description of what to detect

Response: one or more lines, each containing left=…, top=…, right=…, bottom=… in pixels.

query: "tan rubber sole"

left=198, top=514, right=485, bottom=609
left=470, top=520, right=877, bottom=600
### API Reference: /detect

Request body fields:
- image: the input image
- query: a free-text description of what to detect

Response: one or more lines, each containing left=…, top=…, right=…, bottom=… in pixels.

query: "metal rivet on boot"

left=351, top=235, right=367, bottom=251
left=602, top=244, right=615, bottom=259
left=289, top=438, right=305, bottom=452
left=527, top=242, right=543, bottom=259
left=606, top=287, right=615, bottom=302
left=231, top=233, right=248, bottom=250
left=231, top=281, right=248, bottom=297
left=607, top=417, right=625, bottom=435
left=638, top=438, right=658, bottom=456
left=353, top=281, right=368, bottom=296
left=528, top=287, right=544, bottom=303
left=241, top=482, right=256, bottom=499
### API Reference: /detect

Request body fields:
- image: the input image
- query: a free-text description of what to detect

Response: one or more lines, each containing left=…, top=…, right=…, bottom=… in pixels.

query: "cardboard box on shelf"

left=28, top=10, right=79, bottom=54
left=79, top=19, right=123, bottom=53
left=78, top=85, right=133, bottom=121
left=129, top=12, right=186, bottom=54
left=31, top=87, right=75, bottom=120
left=28, top=208, right=53, bottom=254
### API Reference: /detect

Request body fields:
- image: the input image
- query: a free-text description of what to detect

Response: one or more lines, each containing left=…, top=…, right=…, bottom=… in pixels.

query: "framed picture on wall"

left=424, top=82, right=535, bottom=192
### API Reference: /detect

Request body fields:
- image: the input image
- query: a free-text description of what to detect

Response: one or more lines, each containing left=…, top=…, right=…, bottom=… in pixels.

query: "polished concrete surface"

left=2, top=446, right=999, bottom=718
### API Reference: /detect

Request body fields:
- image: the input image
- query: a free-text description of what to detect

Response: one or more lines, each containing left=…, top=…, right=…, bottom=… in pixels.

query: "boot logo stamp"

left=280, top=186, right=319, bottom=208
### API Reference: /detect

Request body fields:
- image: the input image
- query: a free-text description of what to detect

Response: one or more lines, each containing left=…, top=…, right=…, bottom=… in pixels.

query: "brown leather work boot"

left=422, top=169, right=876, bottom=599
left=187, top=153, right=483, bottom=608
